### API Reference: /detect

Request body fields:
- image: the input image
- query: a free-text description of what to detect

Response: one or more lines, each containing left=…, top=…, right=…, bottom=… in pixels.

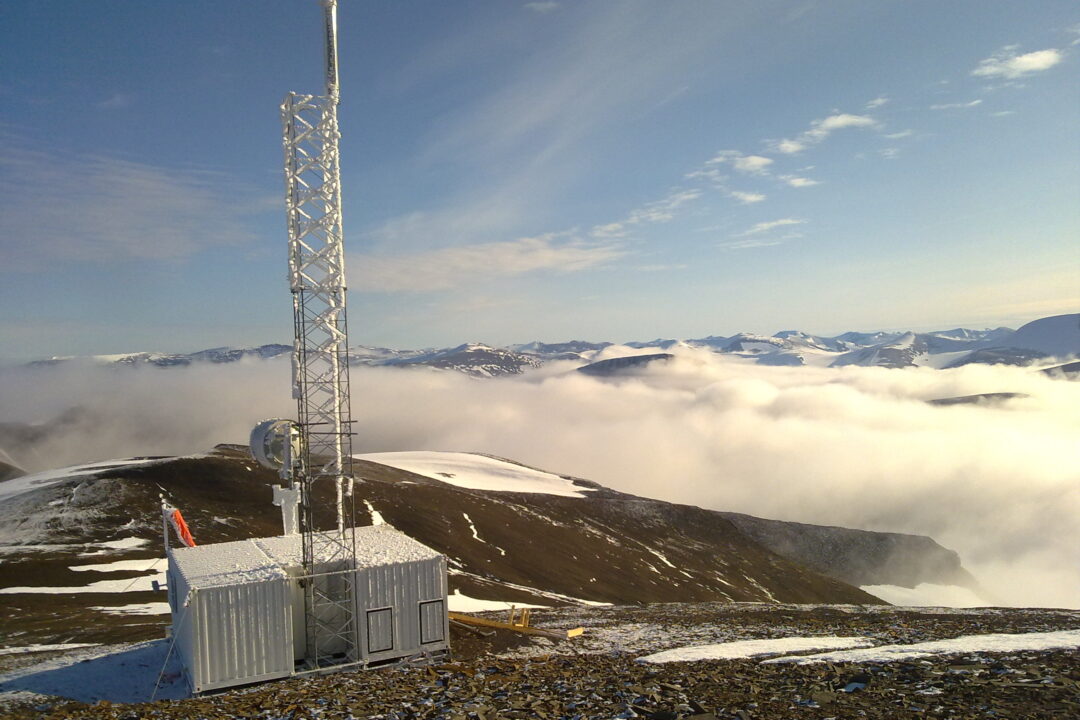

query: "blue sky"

left=1, top=0, right=1077, bottom=360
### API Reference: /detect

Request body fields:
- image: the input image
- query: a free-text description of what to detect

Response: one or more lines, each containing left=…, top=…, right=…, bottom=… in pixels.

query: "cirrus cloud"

left=972, top=47, right=1064, bottom=79
left=773, top=113, right=877, bottom=154
left=735, top=218, right=806, bottom=237
left=350, top=233, right=625, bottom=293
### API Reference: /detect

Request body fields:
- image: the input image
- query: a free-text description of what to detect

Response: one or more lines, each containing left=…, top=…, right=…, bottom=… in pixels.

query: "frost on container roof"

left=171, top=525, right=441, bottom=589
left=257, top=524, right=442, bottom=567
left=170, top=539, right=286, bottom=588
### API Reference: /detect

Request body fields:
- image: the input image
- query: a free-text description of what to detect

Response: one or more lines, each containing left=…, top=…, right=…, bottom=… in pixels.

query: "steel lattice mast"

left=282, top=0, right=358, bottom=668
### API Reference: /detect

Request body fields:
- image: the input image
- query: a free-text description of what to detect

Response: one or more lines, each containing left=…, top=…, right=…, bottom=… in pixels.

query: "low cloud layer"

left=1, top=350, right=1076, bottom=608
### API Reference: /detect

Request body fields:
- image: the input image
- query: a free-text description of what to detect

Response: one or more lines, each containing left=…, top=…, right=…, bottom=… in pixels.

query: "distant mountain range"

left=28, top=313, right=1080, bottom=377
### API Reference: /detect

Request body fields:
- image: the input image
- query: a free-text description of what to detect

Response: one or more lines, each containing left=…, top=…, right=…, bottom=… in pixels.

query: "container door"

left=367, top=607, right=394, bottom=653
left=419, top=599, right=445, bottom=644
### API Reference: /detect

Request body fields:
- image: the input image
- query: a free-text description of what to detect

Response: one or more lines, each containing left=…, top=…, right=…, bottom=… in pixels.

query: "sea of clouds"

left=1, top=346, right=1077, bottom=608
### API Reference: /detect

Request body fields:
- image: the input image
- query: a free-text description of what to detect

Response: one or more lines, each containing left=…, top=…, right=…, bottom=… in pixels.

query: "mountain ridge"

left=19, top=313, right=1079, bottom=376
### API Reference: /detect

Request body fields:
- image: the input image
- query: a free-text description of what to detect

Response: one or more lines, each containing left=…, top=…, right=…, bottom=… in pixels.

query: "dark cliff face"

left=0, top=459, right=24, bottom=482
left=718, top=511, right=979, bottom=590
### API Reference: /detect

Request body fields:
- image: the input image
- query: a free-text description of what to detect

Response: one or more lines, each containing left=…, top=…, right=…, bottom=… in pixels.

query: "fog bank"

left=1, top=350, right=1077, bottom=608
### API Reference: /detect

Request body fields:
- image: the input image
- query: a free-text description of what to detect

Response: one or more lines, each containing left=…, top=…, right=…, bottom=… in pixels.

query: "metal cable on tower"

left=281, top=0, right=358, bottom=669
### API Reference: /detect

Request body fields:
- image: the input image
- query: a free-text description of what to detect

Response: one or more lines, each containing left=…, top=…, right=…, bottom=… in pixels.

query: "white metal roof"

left=170, top=538, right=287, bottom=589
left=256, top=524, right=442, bottom=567
left=170, top=525, right=442, bottom=590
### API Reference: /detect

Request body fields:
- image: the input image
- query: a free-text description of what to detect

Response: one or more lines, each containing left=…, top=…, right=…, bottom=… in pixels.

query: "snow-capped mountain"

left=31, top=344, right=293, bottom=368
left=379, top=343, right=543, bottom=377
left=23, top=313, right=1079, bottom=376
left=510, top=340, right=612, bottom=361
left=831, top=332, right=930, bottom=369
left=0, top=446, right=980, bottom=648
left=987, top=314, right=1080, bottom=358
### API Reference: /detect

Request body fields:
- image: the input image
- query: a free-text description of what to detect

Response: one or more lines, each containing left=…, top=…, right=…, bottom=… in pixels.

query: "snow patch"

left=91, top=602, right=170, bottom=615
left=0, top=644, right=99, bottom=657
left=69, top=558, right=164, bottom=573
left=362, top=499, right=385, bottom=526
left=638, top=636, right=874, bottom=663
left=766, top=629, right=1080, bottom=664
left=0, top=569, right=166, bottom=594
left=644, top=546, right=676, bottom=569
left=0, top=640, right=187, bottom=704
left=358, top=451, right=594, bottom=498
left=447, top=589, right=548, bottom=612
left=462, top=512, right=482, bottom=542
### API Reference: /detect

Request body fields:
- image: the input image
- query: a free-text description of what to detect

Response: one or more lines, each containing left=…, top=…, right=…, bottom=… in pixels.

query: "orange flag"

left=169, top=509, right=197, bottom=548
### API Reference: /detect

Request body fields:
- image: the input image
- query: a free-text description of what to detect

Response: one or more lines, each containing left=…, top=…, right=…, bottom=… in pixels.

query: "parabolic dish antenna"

left=249, top=418, right=299, bottom=473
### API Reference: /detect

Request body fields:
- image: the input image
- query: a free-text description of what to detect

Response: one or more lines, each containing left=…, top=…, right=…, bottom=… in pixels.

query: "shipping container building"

left=166, top=524, right=449, bottom=694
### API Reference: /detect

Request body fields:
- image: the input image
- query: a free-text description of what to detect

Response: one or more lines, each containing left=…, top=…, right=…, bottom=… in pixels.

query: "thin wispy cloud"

left=930, top=99, right=983, bottom=110
left=972, top=47, right=1064, bottom=79
left=990, top=110, right=1017, bottom=117
left=718, top=237, right=787, bottom=250
left=779, top=175, right=819, bottom=188
left=883, top=129, right=914, bottom=139
left=96, top=92, right=132, bottom=110
left=591, top=188, right=704, bottom=238
left=0, top=136, right=262, bottom=271
left=730, top=190, right=766, bottom=204
left=707, top=150, right=774, bottom=175
left=523, top=2, right=560, bottom=14
left=735, top=218, right=805, bottom=237
left=772, top=113, right=877, bottom=154
left=880, top=148, right=900, bottom=159
left=635, top=263, right=688, bottom=272
left=350, top=233, right=624, bottom=293
left=627, top=189, right=702, bottom=224
left=590, top=222, right=629, bottom=239
left=684, top=167, right=724, bottom=183
left=865, top=96, right=889, bottom=109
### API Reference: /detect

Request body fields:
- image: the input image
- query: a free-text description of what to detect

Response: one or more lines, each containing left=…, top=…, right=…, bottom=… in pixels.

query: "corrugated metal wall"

left=354, top=556, right=449, bottom=662
left=172, top=574, right=294, bottom=693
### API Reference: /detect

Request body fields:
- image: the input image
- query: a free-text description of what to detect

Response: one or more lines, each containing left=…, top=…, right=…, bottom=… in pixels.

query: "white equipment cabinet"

left=167, top=525, right=448, bottom=695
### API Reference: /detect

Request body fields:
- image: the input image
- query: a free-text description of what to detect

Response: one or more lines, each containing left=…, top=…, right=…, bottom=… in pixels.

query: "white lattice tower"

left=281, top=0, right=358, bottom=668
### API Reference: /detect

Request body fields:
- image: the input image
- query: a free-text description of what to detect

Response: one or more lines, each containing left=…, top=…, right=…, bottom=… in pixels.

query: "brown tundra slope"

left=0, top=444, right=980, bottom=647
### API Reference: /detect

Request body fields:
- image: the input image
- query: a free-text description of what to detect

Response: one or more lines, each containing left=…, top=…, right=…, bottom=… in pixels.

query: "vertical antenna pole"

left=323, top=0, right=340, bottom=101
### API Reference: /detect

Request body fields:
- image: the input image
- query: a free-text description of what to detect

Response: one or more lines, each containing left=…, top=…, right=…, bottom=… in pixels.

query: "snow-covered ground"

left=448, top=589, right=547, bottom=612
left=91, top=602, right=170, bottom=615
left=358, top=451, right=594, bottom=498
left=636, top=629, right=1080, bottom=665
left=765, top=629, right=1080, bottom=664
left=0, top=554, right=165, bottom=596
left=0, top=640, right=187, bottom=705
left=638, top=636, right=874, bottom=663
left=0, top=458, right=168, bottom=502
left=0, top=644, right=98, bottom=657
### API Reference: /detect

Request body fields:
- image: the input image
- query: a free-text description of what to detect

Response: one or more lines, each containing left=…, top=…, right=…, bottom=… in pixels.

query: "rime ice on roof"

left=170, top=525, right=441, bottom=590
left=170, top=539, right=286, bottom=588
left=257, top=525, right=442, bottom=567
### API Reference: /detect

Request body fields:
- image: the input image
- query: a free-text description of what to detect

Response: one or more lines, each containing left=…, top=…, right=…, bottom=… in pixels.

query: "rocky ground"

left=2, top=603, right=1078, bottom=719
